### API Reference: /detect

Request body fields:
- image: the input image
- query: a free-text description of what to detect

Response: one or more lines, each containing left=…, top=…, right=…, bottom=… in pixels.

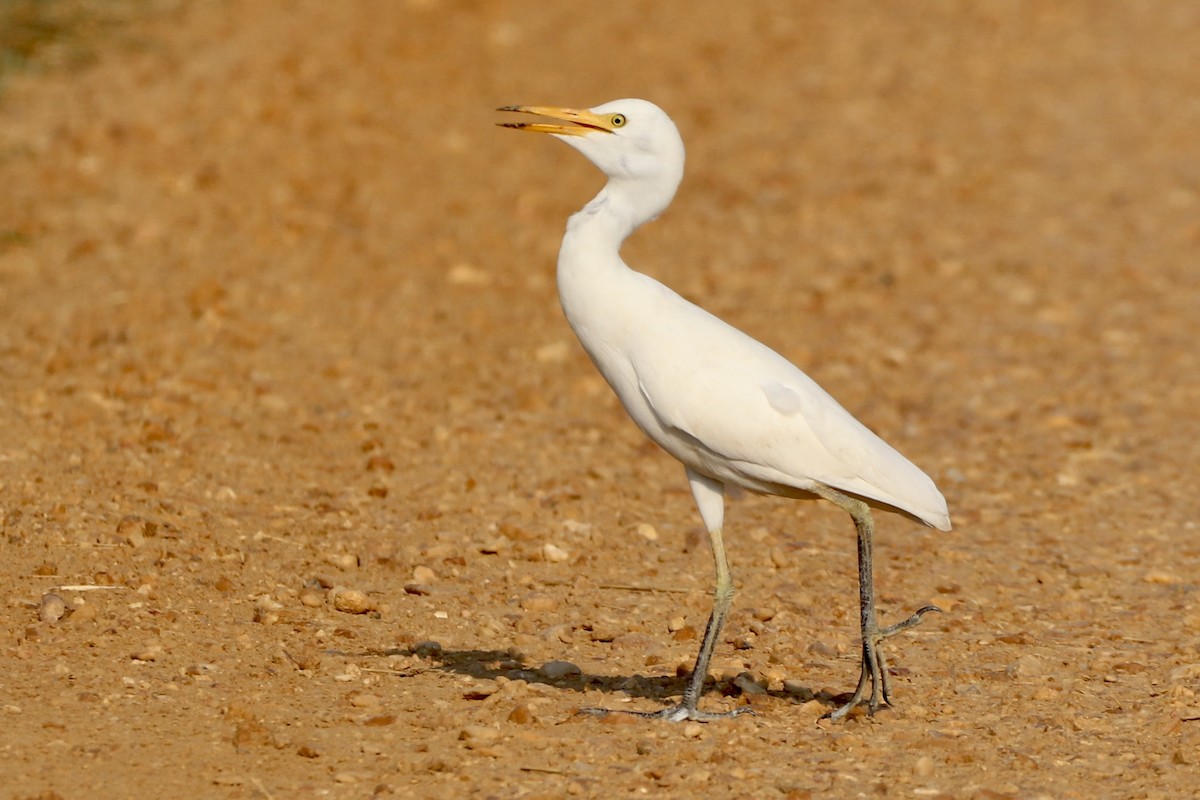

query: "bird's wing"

left=628, top=294, right=949, bottom=529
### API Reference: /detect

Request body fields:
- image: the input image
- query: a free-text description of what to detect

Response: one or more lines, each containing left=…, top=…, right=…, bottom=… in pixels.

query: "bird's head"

left=499, top=99, right=685, bottom=222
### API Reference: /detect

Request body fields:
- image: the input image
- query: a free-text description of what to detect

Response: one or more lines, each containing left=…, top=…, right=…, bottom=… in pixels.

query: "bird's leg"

left=812, top=486, right=940, bottom=721
left=660, top=517, right=754, bottom=720
left=653, top=469, right=751, bottom=720
left=580, top=469, right=750, bottom=722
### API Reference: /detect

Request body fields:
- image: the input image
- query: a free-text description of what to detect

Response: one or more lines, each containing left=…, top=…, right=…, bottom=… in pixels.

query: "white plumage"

left=500, top=98, right=949, bottom=722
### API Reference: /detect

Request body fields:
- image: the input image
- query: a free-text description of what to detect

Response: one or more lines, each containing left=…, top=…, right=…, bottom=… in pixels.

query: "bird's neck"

left=557, top=187, right=642, bottom=309
left=564, top=182, right=644, bottom=248
left=561, top=176, right=674, bottom=262
left=555, top=182, right=649, bottom=339
left=555, top=176, right=680, bottom=365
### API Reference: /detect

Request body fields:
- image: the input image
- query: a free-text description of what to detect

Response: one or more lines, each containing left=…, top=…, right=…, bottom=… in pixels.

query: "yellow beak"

left=496, top=105, right=616, bottom=136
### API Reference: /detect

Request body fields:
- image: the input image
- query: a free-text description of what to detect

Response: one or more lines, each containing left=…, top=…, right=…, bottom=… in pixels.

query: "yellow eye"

left=610, top=113, right=627, bottom=128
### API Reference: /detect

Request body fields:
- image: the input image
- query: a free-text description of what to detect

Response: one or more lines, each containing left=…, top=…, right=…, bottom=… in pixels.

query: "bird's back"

left=567, top=267, right=951, bottom=531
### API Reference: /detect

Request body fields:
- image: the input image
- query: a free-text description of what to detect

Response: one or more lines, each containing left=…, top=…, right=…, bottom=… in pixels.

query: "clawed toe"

left=826, top=604, right=939, bottom=722
left=880, top=605, right=941, bottom=638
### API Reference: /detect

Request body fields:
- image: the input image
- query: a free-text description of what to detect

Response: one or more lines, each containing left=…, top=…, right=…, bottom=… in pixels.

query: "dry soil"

left=1, top=2, right=1199, bottom=798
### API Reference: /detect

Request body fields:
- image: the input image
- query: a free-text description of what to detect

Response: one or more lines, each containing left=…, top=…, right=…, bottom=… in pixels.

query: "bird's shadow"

left=345, top=643, right=847, bottom=713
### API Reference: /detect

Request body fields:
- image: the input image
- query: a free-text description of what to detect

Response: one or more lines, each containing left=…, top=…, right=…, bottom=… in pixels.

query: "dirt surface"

left=2, top=2, right=1199, bottom=798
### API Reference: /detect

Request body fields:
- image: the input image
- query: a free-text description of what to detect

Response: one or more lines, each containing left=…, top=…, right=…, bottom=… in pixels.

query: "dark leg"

left=811, top=486, right=939, bottom=721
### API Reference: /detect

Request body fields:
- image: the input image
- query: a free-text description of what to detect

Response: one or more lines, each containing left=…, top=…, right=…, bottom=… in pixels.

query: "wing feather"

left=626, top=291, right=949, bottom=529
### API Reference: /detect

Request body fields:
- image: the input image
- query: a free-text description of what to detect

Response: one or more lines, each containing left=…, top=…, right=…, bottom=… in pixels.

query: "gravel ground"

left=1, top=2, right=1199, bottom=798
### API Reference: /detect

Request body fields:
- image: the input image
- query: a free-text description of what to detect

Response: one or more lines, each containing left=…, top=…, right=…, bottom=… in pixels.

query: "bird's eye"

left=610, top=114, right=627, bottom=128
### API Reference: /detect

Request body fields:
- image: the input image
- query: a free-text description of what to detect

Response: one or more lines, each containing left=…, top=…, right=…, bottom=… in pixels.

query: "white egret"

left=498, top=99, right=950, bottom=722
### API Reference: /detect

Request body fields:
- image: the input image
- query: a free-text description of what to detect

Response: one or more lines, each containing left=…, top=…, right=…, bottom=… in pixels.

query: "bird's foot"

left=825, top=604, right=941, bottom=722
left=880, top=604, right=942, bottom=639
left=579, top=704, right=754, bottom=723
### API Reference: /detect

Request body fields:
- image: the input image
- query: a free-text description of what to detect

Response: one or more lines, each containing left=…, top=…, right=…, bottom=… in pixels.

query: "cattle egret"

left=498, top=99, right=951, bottom=722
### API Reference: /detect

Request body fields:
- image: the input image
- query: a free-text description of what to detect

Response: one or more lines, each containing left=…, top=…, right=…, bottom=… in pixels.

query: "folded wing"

left=628, top=292, right=950, bottom=531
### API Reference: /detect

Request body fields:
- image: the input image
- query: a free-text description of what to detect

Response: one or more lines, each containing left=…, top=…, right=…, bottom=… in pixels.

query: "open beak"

left=496, top=105, right=615, bottom=136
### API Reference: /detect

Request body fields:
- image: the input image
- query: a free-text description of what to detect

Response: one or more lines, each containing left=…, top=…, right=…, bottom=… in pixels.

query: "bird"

left=497, top=99, right=951, bottom=722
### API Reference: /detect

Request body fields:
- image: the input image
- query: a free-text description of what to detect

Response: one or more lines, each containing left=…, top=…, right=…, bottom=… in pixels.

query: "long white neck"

left=556, top=190, right=639, bottom=329
left=570, top=179, right=657, bottom=245
left=554, top=151, right=685, bottom=346
left=554, top=181, right=651, bottom=351
left=560, top=171, right=677, bottom=269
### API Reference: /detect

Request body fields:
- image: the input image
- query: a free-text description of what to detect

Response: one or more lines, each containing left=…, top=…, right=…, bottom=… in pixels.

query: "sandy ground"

left=1, top=1, right=1199, bottom=798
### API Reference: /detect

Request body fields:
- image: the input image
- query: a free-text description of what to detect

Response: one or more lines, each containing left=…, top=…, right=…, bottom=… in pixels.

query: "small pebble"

left=458, top=725, right=500, bottom=746
left=613, top=632, right=658, bottom=652
left=38, top=593, right=67, bottom=623
left=543, top=543, right=570, bottom=563
left=562, top=519, right=592, bottom=534
left=683, top=722, right=704, bottom=739
left=412, top=565, right=436, bottom=583
left=796, top=699, right=826, bottom=718
left=366, top=455, right=396, bottom=471
left=133, top=642, right=164, bottom=662
left=348, top=692, right=382, bottom=708
left=330, top=587, right=374, bottom=614
left=521, top=593, right=558, bottom=612
left=808, top=640, right=837, bottom=658
left=672, top=625, right=698, bottom=641
left=541, top=623, right=574, bottom=643
left=539, top=660, right=581, bottom=679
left=667, top=615, right=686, bottom=632
left=477, top=537, right=507, bottom=554
left=635, top=522, right=658, bottom=541
left=1008, top=654, right=1043, bottom=678
left=253, top=597, right=283, bottom=624
left=709, top=660, right=746, bottom=682
left=913, top=755, right=935, bottom=777
left=507, top=704, right=534, bottom=724
left=185, top=663, right=217, bottom=677
left=782, top=679, right=813, bottom=699
left=733, top=672, right=767, bottom=695
left=751, top=606, right=777, bottom=622
left=298, top=588, right=323, bottom=608
left=463, top=680, right=499, bottom=700
left=764, top=666, right=788, bottom=687
left=587, top=621, right=620, bottom=642
left=334, top=663, right=362, bottom=682
left=326, top=553, right=359, bottom=570
left=116, top=516, right=149, bottom=547
left=363, top=714, right=395, bottom=726
left=413, top=641, right=443, bottom=658
left=70, top=603, right=98, bottom=623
